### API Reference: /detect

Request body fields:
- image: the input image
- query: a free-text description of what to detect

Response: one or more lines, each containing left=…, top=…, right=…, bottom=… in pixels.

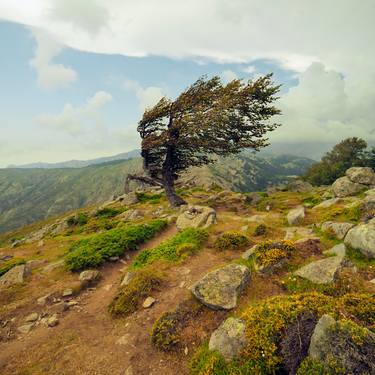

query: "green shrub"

left=108, top=267, right=163, bottom=316
left=94, top=207, right=122, bottom=218
left=136, top=192, right=164, bottom=204
left=214, top=231, right=249, bottom=251
left=66, top=213, right=89, bottom=227
left=0, top=258, right=26, bottom=277
left=132, top=228, right=208, bottom=269
left=65, top=219, right=168, bottom=271
left=296, top=357, right=345, bottom=375
left=254, top=224, right=267, bottom=236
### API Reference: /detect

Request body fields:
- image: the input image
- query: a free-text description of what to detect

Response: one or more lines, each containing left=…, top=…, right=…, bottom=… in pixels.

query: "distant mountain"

left=0, top=152, right=314, bottom=233
left=6, top=150, right=141, bottom=169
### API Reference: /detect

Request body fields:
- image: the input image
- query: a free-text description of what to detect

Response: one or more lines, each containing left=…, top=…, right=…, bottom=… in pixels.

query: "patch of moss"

left=0, top=258, right=26, bottom=277
left=131, top=228, right=208, bottom=269
left=65, top=219, right=168, bottom=271
left=214, top=231, right=249, bottom=251
left=108, top=267, right=164, bottom=316
left=346, top=245, right=375, bottom=269
left=136, top=192, right=164, bottom=204
left=296, top=357, right=345, bottom=375
left=94, top=207, right=122, bottom=218
left=66, top=213, right=89, bottom=227
left=190, top=292, right=375, bottom=374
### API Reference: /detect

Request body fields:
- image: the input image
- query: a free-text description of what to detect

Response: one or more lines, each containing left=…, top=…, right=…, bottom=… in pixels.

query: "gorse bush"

left=66, top=212, right=89, bottom=227
left=214, top=231, right=249, bottom=251
left=65, top=219, right=168, bottom=271
left=108, top=267, right=164, bottom=316
left=252, top=240, right=295, bottom=269
left=190, top=292, right=375, bottom=375
left=131, top=228, right=208, bottom=269
left=0, top=258, right=26, bottom=277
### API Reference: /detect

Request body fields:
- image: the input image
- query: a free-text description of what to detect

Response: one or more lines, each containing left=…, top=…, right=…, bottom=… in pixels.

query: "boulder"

left=176, top=205, right=217, bottom=231
left=323, top=243, right=346, bottom=257
left=0, top=265, right=30, bottom=287
left=120, top=271, right=135, bottom=287
left=119, top=192, right=139, bottom=206
left=191, top=264, right=250, bottom=310
left=209, top=317, right=247, bottom=360
left=309, top=314, right=375, bottom=374
left=287, top=206, right=306, bottom=226
left=288, top=180, right=313, bottom=193
left=312, top=198, right=341, bottom=210
left=294, top=249, right=345, bottom=284
left=346, top=167, right=375, bottom=186
left=344, top=218, right=375, bottom=258
left=79, top=270, right=101, bottom=287
left=332, top=176, right=366, bottom=198
left=321, top=221, right=355, bottom=240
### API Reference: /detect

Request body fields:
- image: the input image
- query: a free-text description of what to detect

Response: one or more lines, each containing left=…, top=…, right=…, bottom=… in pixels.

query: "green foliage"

left=94, top=207, right=122, bottom=218
left=346, top=245, right=375, bottom=269
left=296, top=357, right=345, bottom=375
left=136, top=192, right=164, bottom=204
left=321, top=204, right=361, bottom=223
left=131, top=228, right=208, bottom=269
left=108, top=267, right=163, bottom=316
left=65, top=219, right=167, bottom=271
left=0, top=258, right=26, bottom=277
left=214, top=231, right=249, bottom=251
left=304, top=137, right=369, bottom=186
left=66, top=213, right=89, bottom=227
left=190, top=292, right=375, bottom=375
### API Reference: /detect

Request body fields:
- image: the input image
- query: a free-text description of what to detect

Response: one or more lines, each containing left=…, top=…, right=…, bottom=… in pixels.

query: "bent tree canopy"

left=129, top=74, right=281, bottom=206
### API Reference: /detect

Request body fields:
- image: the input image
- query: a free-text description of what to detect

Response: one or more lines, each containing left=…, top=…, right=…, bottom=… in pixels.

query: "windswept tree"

left=127, top=75, right=281, bottom=206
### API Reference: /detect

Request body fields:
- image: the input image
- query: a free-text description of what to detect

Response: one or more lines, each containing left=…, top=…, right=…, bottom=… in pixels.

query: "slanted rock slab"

left=0, top=264, right=30, bottom=287
left=344, top=218, right=375, bottom=258
left=321, top=221, right=355, bottom=240
left=346, top=167, right=375, bottom=186
left=191, top=264, right=250, bottom=310
left=294, top=253, right=345, bottom=284
left=312, top=198, right=341, bottom=210
left=176, top=205, right=217, bottom=231
left=332, top=176, right=366, bottom=197
left=209, top=317, right=247, bottom=360
left=287, top=206, right=306, bottom=226
left=308, top=314, right=336, bottom=359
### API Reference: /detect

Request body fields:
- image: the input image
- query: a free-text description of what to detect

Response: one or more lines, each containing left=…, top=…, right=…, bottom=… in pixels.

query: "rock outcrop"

left=332, top=167, right=375, bottom=197
left=0, top=265, right=30, bottom=287
left=191, top=264, right=250, bottom=310
left=344, top=218, right=375, bottom=258
left=176, top=205, right=216, bottom=231
left=287, top=206, right=306, bottom=226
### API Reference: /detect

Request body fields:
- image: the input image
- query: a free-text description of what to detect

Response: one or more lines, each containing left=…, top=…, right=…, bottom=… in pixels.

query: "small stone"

left=241, top=245, right=257, bottom=260
left=47, top=314, right=59, bottom=327
left=17, top=323, right=34, bottom=334
left=143, top=297, right=156, bottom=308
left=47, top=302, right=68, bottom=314
left=121, top=271, right=135, bottom=287
left=37, top=293, right=54, bottom=306
left=184, top=347, right=189, bottom=355
left=66, top=301, right=78, bottom=307
left=25, top=312, right=39, bottom=322
left=62, top=289, right=73, bottom=297
left=109, top=256, right=119, bottom=262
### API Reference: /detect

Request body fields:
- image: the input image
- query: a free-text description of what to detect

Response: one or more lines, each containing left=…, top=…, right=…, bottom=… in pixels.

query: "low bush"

left=66, top=213, right=89, bottom=227
left=94, top=207, right=122, bottom=218
left=190, top=292, right=375, bottom=375
left=214, top=231, right=249, bottom=251
left=108, top=267, right=163, bottom=316
left=136, top=192, right=164, bottom=204
left=65, top=219, right=168, bottom=271
left=254, top=224, right=267, bottom=236
left=131, top=228, right=208, bottom=269
left=0, top=258, right=26, bottom=277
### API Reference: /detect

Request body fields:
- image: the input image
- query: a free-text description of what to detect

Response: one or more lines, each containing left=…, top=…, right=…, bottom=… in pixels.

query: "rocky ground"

left=0, top=167, right=374, bottom=375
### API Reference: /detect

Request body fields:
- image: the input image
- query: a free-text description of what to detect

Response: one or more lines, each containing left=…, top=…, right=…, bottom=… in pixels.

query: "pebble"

left=25, top=312, right=39, bottom=322
left=142, top=297, right=156, bottom=308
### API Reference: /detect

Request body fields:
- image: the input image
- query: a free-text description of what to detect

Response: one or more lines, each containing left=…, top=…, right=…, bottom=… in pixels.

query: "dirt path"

left=0, top=226, right=238, bottom=375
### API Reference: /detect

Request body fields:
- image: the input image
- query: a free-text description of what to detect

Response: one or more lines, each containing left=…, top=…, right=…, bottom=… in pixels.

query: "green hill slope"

left=0, top=153, right=313, bottom=233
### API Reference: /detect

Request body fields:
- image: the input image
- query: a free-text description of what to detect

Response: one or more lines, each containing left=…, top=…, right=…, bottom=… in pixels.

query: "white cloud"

left=37, top=91, right=112, bottom=135
left=241, top=65, right=256, bottom=75
left=30, top=29, right=77, bottom=90
left=272, top=62, right=375, bottom=142
left=123, top=80, right=164, bottom=112
left=221, top=69, right=238, bottom=83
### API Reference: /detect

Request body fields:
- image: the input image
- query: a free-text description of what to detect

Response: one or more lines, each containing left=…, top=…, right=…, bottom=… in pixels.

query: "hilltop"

left=0, top=152, right=313, bottom=233
left=0, top=167, right=374, bottom=375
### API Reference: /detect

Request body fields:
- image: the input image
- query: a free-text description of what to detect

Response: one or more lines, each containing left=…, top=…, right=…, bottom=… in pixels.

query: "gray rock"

left=25, top=312, right=39, bottom=322
left=309, top=314, right=336, bottom=359
left=79, top=270, right=101, bottom=285
left=346, top=167, right=375, bottom=186
left=176, top=205, right=217, bottom=231
left=332, top=176, right=366, bottom=197
left=344, top=218, right=375, bottom=258
left=312, top=198, right=341, bottom=210
left=294, top=252, right=345, bottom=284
left=37, top=293, right=54, bottom=306
left=119, top=209, right=143, bottom=221
left=17, top=323, right=34, bottom=334
left=241, top=245, right=257, bottom=260
left=287, top=206, right=306, bottom=226
left=321, top=221, right=355, bottom=240
left=46, top=314, right=59, bottom=327
left=142, top=297, right=156, bottom=308
left=191, top=264, right=250, bottom=310
left=120, top=271, right=135, bottom=287
left=0, top=264, right=30, bottom=287
left=323, top=243, right=346, bottom=257
left=119, top=192, right=139, bottom=206
left=288, top=180, right=313, bottom=193
left=62, top=288, right=73, bottom=297
left=209, top=317, right=247, bottom=360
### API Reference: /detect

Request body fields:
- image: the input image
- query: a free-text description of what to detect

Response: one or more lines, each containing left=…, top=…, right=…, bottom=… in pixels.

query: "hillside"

left=0, top=167, right=374, bottom=375
left=0, top=153, right=314, bottom=233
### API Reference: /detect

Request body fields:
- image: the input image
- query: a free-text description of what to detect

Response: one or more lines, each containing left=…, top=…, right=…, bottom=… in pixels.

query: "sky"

left=0, top=0, right=374, bottom=167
